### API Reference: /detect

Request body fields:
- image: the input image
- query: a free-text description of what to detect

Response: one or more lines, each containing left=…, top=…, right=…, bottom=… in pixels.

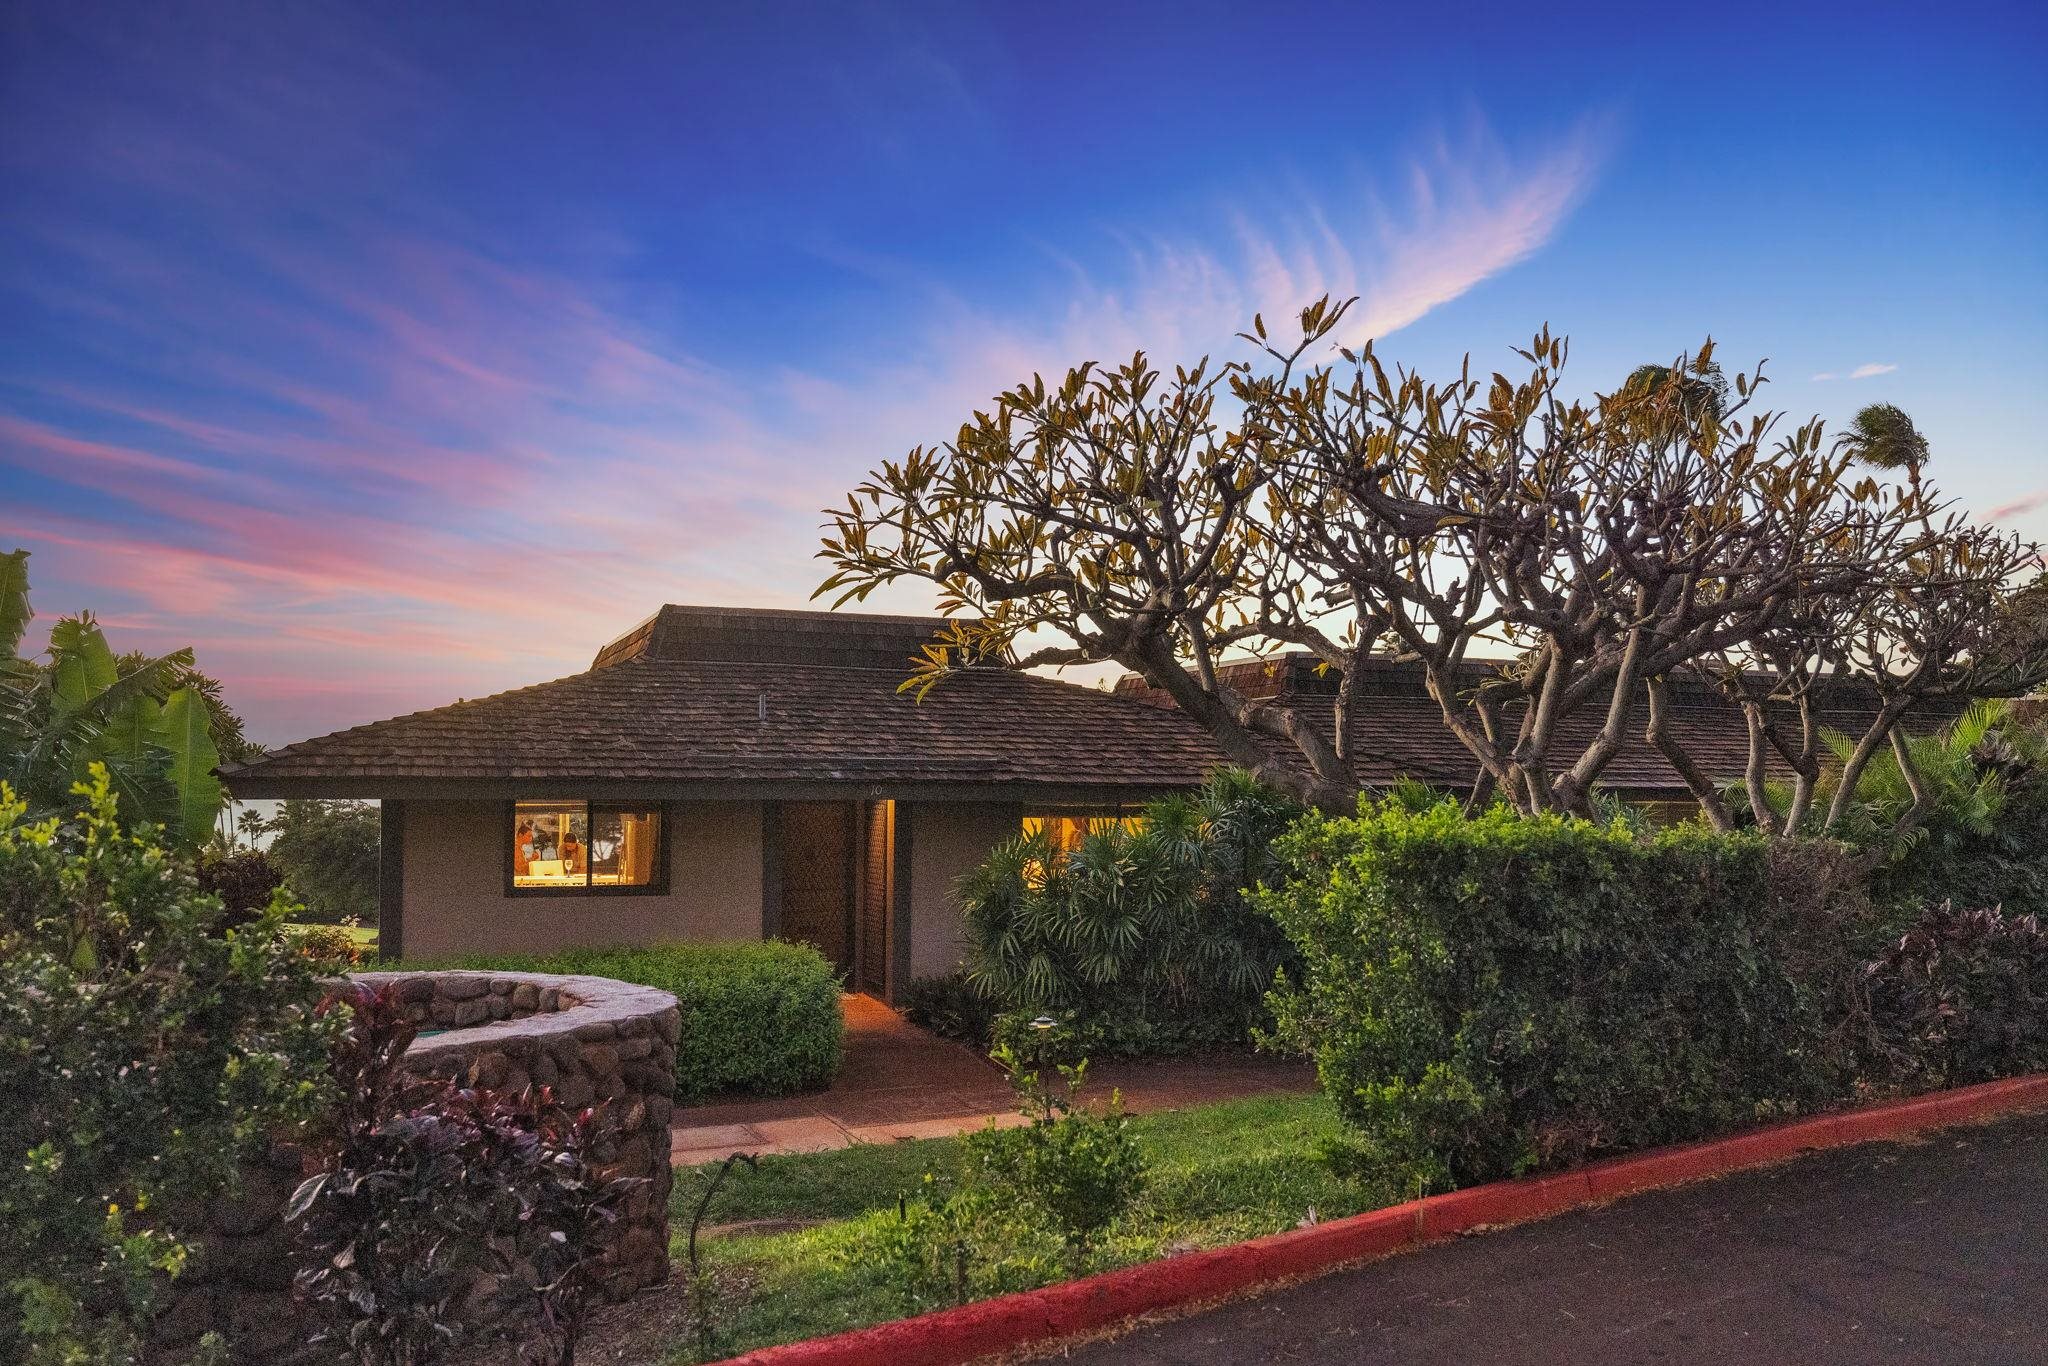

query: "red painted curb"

left=718, top=1072, right=2048, bottom=1366
left=1580, top=1110, right=1849, bottom=1201
left=1419, top=1170, right=1590, bottom=1237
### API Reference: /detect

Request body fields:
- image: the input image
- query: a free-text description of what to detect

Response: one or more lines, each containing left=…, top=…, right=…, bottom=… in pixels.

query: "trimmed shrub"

left=195, top=845, right=285, bottom=925
left=1261, top=798, right=1864, bottom=1188
left=1865, top=902, right=2048, bottom=1087
left=290, top=919, right=367, bottom=972
left=959, top=769, right=1303, bottom=1054
left=399, top=941, right=843, bottom=1099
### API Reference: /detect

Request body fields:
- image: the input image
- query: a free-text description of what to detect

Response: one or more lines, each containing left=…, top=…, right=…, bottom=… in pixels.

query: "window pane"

left=591, top=808, right=660, bottom=887
left=514, top=801, right=588, bottom=889
left=1022, top=811, right=1143, bottom=857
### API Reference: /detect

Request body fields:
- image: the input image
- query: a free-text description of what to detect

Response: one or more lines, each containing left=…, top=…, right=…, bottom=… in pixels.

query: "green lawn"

left=285, top=921, right=378, bottom=952
left=667, top=1092, right=1394, bottom=1362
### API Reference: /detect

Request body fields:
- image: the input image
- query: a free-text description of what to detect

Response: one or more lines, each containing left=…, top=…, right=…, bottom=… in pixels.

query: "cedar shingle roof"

left=1244, top=691, right=1895, bottom=793
left=1118, top=653, right=1948, bottom=795
left=225, top=656, right=1228, bottom=799
left=225, top=606, right=1945, bottom=801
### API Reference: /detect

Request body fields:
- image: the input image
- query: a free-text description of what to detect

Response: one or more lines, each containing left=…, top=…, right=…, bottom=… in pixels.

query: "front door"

left=856, top=800, right=895, bottom=997
left=779, top=801, right=856, bottom=977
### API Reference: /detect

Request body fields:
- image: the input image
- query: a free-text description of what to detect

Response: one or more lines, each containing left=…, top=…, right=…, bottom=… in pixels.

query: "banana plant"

left=0, top=547, right=32, bottom=757
left=0, top=549, right=223, bottom=847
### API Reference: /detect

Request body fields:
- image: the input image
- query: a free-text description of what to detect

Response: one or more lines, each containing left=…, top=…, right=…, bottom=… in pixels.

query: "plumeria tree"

left=820, top=301, right=2048, bottom=834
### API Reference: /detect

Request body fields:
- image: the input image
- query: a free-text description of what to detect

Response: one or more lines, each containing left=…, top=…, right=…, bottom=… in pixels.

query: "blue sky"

left=2, top=0, right=2043, bottom=743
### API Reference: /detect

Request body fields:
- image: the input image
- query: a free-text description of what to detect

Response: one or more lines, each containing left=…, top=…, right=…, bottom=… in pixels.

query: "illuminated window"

left=1021, top=811, right=1145, bottom=855
left=510, top=801, right=663, bottom=894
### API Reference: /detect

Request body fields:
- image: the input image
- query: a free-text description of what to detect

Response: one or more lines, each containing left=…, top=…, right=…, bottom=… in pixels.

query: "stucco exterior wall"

left=399, top=799, right=762, bottom=958
left=905, top=799, right=1021, bottom=982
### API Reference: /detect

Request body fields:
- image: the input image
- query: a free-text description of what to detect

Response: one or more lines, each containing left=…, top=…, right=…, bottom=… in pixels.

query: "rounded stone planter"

left=153, top=970, right=679, bottom=1363
left=352, top=969, right=679, bottom=1291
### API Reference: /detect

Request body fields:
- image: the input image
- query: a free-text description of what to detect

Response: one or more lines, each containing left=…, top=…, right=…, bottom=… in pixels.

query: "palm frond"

left=1838, top=402, right=1929, bottom=472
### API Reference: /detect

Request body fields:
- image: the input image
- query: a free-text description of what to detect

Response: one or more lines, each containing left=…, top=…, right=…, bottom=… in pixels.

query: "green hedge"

left=1260, top=799, right=1867, bottom=1188
left=394, top=940, right=843, bottom=1100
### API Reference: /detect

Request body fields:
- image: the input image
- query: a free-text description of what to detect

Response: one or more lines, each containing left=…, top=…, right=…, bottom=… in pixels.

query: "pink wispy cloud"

left=1987, top=490, right=2048, bottom=522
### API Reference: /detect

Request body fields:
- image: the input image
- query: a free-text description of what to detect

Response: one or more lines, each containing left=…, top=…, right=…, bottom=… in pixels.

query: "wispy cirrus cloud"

left=790, top=110, right=1612, bottom=493
left=1811, top=361, right=1900, bottom=381
left=981, top=111, right=1612, bottom=369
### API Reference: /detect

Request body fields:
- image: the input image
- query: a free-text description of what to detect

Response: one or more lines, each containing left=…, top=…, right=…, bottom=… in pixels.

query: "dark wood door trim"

left=377, top=800, right=405, bottom=961
left=760, top=801, right=783, bottom=939
left=857, top=800, right=893, bottom=997
left=889, top=801, right=914, bottom=1003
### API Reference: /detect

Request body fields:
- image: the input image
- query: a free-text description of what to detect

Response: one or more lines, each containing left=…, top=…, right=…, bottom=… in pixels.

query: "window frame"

left=503, top=799, right=670, bottom=898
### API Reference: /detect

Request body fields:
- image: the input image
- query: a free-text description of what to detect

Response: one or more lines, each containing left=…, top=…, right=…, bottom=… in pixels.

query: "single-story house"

left=223, top=603, right=1906, bottom=1000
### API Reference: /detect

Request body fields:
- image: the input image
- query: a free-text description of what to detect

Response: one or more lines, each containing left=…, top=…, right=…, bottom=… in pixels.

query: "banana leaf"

left=154, top=687, right=222, bottom=848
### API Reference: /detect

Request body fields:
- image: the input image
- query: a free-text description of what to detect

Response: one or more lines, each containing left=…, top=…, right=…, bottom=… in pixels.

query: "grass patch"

left=668, top=1092, right=1391, bottom=1361
left=681, top=1135, right=954, bottom=1226
left=285, top=920, right=376, bottom=949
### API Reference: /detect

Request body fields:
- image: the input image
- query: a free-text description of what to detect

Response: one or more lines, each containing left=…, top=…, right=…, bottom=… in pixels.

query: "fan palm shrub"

left=1770, top=700, right=2048, bottom=922
left=957, top=770, right=1302, bottom=1053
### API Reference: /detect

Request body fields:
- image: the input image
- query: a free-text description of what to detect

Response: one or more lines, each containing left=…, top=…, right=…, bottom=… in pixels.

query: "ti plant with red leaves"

left=288, top=985, right=638, bottom=1366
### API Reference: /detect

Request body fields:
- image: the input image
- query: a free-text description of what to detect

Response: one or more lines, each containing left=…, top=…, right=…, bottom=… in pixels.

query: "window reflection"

left=591, top=807, right=659, bottom=887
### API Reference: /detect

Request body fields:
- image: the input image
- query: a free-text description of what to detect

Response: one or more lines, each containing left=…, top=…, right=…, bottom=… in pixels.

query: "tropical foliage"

left=956, top=770, right=1303, bottom=1052
left=898, top=970, right=1001, bottom=1046
left=1775, top=700, right=2048, bottom=920
left=248, top=798, right=383, bottom=924
left=0, top=767, right=341, bottom=1363
left=1837, top=400, right=1932, bottom=505
left=0, top=549, right=240, bottom=849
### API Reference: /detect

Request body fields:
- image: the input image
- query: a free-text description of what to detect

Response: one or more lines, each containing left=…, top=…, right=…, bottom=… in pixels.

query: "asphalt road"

left=1047, top=1111, right=2048, bottom=1365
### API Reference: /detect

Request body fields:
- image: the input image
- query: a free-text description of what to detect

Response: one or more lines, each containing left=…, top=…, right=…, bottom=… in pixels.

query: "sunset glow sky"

left=4, top=1, right=2044, bottom=746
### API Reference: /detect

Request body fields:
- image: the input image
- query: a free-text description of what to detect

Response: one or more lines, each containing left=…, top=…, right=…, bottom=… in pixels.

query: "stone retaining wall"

left=153, top=971, right=678, bottom=1362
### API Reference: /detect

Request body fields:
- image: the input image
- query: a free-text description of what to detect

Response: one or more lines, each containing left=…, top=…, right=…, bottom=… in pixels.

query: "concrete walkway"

left=1048, top=1110, right=2048, bottom=1365
left=670, top=994, right=1314, bottom=1166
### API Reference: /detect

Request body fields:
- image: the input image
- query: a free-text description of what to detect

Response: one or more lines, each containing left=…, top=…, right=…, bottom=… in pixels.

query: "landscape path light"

left=1030, top=1015, right=1058, bottom=1121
